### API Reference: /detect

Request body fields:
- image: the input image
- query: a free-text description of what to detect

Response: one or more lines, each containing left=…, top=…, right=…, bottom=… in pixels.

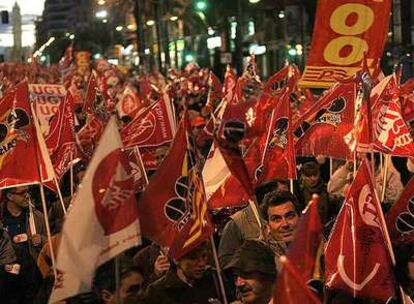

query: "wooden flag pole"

left=210, top=235, right=229, bottom=304
left=115, top=255, right=121, bottom=304
left=30, top=103, right=58, bottom=279
left=370, top=162, right=407, bottom=304
left=70, top=151, right=74, bottom=197
left=53, top=176, right=67, bottom=215
left=381, top=154, right=390, bottom=203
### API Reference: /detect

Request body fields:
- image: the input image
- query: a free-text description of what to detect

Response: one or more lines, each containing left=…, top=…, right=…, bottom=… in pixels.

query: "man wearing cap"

left=230, top=240, right=277, bottom=304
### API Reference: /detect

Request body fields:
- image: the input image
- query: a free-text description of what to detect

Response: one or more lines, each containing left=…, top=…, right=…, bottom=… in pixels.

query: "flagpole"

left=248, top=197, right=263, bottom=232
left=329, top=158, right=333, bottom=178
left=134, top=146, right=149, bottom=185
left=30, top=103, right=58, bottom=279
left=70, top=151, right=74, bottom=197
left=53, top=176, right=67, bottom=215
left=209, top=235, right=228, bottom=304
left=115, top=256, right=121, bottom=304
left=289, top=179, right=294, bottom=193
left=260, top=109, right=275, bottom=166
left=381, top=154, right=389, bottom=203
left=369, top=161, right=407, bottom=304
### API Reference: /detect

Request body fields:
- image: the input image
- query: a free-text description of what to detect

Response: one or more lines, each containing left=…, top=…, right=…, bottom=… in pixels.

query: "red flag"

left=222, top=65, right=237, bottom=104
left=274, top=257, right=322, bottom=304
left=138, top=116, right=213, bottom=260
left=371, top=75, right=414, bottom=158
left=205, top=72, right=223, bottom=113
left=245, top=89, right=296, bottom=185
left=202, top=143, right=248, bottom=209
left=117, top=85, right=144, bottom=118
left=59, top=44, right=73, bottom=69
left=263, top=65, right=290, bottom=97
left=122, top=147, right=148, bottom=193
left=215, top=138, right=254, bottom=197
left=273, top=196, right=322, bottom=304
left=83, top=71, right=97, bottom=113
left=385, top=177, right=414, bottom=245
left=46, top=92, right=79, bottom=181
left=294, top=80, right=356, bottom=159
left=77, top=113, right=106, bottom=161
left=121, top=94, right=176, bottom=148
left=325, top=159, right=397, bottom=302
left=0, top=82, right=54, bottom=189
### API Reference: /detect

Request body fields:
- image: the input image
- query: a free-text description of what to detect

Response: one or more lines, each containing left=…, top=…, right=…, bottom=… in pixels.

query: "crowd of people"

left=0, top=54, right=413, bottom=304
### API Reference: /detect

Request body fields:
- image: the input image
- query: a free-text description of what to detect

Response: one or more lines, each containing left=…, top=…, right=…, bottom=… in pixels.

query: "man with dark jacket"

left=0, top=186, right=46, bottom=304
left=0, top=220, right=16, bottom=299
left=143, top=242, right=230, bottom=304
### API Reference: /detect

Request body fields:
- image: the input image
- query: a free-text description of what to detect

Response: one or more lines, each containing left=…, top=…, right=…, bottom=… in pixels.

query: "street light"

left=249, top=0, right=261, bottom=3
left=115, top=25, right=123, bottom=31
left=95, top=10, right=107, bottom=19
left=195, top=0, right=207, bottom=11
left=170, top=15, right=178, bottom=22
left=146, top=19, right=155, bottom=26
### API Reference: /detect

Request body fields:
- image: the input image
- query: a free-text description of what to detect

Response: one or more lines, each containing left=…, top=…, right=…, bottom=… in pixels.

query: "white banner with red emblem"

left=49, top=117, right=141, bottom=303
left=29, top=84, right=66, bottom=137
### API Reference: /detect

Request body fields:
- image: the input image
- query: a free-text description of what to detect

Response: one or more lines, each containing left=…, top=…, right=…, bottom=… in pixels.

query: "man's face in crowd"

left=267, top=201, right=299, bottom=243
left=104, top=271, right=144, bottom=304
left=302, top=171, right=320, bottom=188
left=178, top=247, right=209, bottom=280
left=236, top=274, right=272, bottom=304
left=7, top=186, right=29, bottom=209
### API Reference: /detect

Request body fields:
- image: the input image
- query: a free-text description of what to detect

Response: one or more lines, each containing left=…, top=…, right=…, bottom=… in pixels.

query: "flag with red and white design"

left=46, top=92, right=79, bottom=181
left=121, top=94, right=176, bottom=148
left=49, top=117, right=141, bottom=303
left=245, top=89, right=296, bottom=185
left=138, top=115, right=213, bottom=260
left=294, top=80, right=356, bottom=159
left=325, top=159, right=397, bottom=302
left=385, top=176, right=414, bottom=245
left=0, top=81, right=55, bottom=189
left=202, top=143, right=248, bottom=209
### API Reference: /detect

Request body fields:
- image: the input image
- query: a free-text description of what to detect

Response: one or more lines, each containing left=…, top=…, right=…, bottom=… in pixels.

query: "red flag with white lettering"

left=325, top=159, right=397, bottom=302
left=46, top=92, right=79, bottom=181
left=371, top=75, right=414, bottom=158
left=121, top=94, right=175, bottom=148
left=0, top=82, right=55, bottom=189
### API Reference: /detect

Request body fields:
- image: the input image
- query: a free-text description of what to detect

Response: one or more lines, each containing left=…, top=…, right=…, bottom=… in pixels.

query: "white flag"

left=202, top=143, right=231, bottom=200
left=49, top=117, right=141, bottom=303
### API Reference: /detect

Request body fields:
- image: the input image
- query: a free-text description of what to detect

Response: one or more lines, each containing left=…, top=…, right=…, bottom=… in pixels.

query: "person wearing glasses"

left=0, top=186, right=46, bottom=304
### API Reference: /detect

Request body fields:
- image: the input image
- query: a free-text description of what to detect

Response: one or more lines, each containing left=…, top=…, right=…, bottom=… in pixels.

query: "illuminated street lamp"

left=146, top=19, right=155, bottom=26
left=95, top=10, right=107, bottom=19
left=115, top=25, right=123, bottom=31
left=249, top=0, right=261, bottom=3
left=195, top=0, right=207, bottom=11
left=170, top=15, right=178, bottom=22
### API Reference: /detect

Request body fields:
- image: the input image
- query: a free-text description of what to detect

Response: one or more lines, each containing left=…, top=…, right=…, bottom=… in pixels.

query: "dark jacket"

left=134, top=243, right=165, bottom=287
left=0, top=220, right=16, bottom=265
left=143, top=268, right=225, bottom=304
